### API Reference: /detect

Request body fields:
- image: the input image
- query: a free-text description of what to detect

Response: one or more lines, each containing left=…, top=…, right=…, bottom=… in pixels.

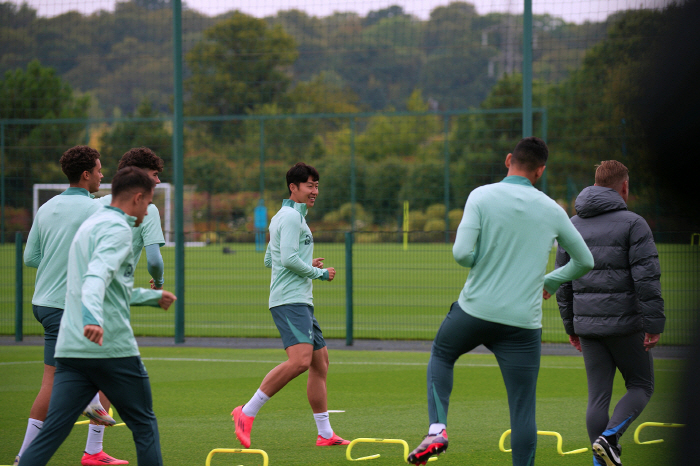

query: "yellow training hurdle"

left=633, top=422, right=685, bottom=445
left=499, top=429, right=588, bottom=455
left=205, top=448, right=269, bottom=466
left=346, top=438, right=438, bottom=462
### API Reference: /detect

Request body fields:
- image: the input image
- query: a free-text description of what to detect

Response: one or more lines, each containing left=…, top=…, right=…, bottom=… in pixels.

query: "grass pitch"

left=0, top=345, right=683, bottom=465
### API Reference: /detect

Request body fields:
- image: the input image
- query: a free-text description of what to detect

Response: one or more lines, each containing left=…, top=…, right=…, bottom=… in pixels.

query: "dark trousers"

left=19, top=356, right=162, bottom=466
left=581, top=332, right=654, bottom=445
left=428, top=302, right=541, bottom=466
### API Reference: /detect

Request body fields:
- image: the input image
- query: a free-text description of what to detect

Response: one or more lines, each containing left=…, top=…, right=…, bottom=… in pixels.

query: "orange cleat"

left=316, top=431, right=350, bottom=446
left=232, top=405, right=254, bottom=448
left=81, top=450, right=128, bottom=465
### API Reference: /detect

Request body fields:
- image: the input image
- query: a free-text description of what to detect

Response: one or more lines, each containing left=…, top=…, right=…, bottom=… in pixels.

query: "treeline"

left=1, top=1, right=693, bottom=236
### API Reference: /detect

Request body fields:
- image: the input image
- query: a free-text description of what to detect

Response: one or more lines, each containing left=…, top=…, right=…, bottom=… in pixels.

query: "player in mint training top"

left=407, top=137, right=595, bottom=465
left=19, top=167, right=177, bottom=466
left=16, top=146, right=128, bottom=466
left=98, top=147, right=165, bottom=290
left=232, top=162, right=350, bottom=448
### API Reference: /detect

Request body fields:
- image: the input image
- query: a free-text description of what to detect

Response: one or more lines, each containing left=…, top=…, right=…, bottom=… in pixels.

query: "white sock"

left=314, top=412, right=333, bottom=439
left=86, top=392, right=101, bottom=408
left=242, top=389, right=270, bottom=418
left=18, top=418, right=43, bottom=456
left=429, top=423, right=446, bottom=435
left=85, top=424, right=105, bottom=455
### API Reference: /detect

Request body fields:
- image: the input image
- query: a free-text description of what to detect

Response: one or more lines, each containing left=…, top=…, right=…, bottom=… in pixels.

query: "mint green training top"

left=24, top=187, right=102, bottom=309
left=265, top=199, right=329, bottom=308
left=453, top=176, right=594, bottom=329
left=55, top=206, right=163, bottom=359
left=98, top=194, right=165, bottom=267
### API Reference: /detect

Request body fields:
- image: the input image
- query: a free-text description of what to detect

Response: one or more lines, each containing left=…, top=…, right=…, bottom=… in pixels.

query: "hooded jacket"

left=555, top=186, right=665, bottom=338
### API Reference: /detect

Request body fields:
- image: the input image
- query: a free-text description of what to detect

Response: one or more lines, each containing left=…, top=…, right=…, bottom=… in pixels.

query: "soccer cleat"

left=13, top=455, right=20, bottom=466
left=81, top=451, right=129, bottom=465
left=407, top=429, right=449, bottom=465
left=592, top=436, right=622, bottom=466
left=232, top=405, right=254, bottom=448
left=315, top=431, right=350, bottom=446
left=82, top=403, right=116, bottom=426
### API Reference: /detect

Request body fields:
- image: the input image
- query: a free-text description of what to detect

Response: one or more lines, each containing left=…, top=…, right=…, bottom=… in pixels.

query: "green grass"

left=1, top=241, right=698, bottom=343
left=0, top=346, right=683, bottom=465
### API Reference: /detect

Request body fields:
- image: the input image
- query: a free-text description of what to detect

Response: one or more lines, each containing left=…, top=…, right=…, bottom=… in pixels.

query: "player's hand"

left=312, top=257, right=325, bottom=268
left=569, top=334, right=582, bottom=352
left=149, top=278, right=163, bottom=290
left=542, top=289, right=551, bottom=300
left=326, top=267, right=336, bottom=281
left=84, top=325, right=104, bottom=346
left=158, top=291, right=177, bottom=310
left=644, top=333, right=660, bottom=351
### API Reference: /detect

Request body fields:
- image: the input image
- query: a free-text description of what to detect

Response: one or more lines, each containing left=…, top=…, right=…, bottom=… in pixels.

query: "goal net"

left=33, top=183, right=173, bottom=245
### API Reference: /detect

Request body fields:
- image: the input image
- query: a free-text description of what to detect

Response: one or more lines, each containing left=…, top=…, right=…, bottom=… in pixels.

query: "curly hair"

left=118, top=147, right=164, bottom=172
left=59, top=145, right=101, bottom=183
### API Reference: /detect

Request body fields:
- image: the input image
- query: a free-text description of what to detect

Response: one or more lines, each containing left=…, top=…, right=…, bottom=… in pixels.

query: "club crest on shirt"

left=304, top=234, right=312, bottom=245
left=124, top=264, right=134, bottom=278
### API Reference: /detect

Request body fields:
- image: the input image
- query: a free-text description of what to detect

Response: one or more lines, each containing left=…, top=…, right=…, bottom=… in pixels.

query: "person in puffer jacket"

left=555, top=160, right=665, bottom=466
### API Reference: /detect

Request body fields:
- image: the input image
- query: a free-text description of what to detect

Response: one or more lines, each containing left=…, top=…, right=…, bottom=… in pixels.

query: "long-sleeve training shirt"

left=265, top=199, right=329, bottom=308
left=55, top=206, right=162, bottom=359
left=453, top=176, right=594, bottom=329
left=24, top=187, right=102, bottom=309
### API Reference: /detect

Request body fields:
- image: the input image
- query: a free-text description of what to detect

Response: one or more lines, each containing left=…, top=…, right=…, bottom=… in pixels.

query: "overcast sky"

left=16, top=0, right=672, bottom=23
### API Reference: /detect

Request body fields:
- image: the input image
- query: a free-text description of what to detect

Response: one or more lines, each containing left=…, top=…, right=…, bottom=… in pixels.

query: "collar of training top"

left=500, top=175, right=533, bottom=187
left=61, top=187, right=93, bottom=197
left=282, top=198, right=308, bottom=217
left=104, top=205, right=138, bottom=227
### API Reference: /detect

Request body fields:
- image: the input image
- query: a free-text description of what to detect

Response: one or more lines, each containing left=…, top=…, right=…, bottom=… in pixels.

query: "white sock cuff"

left=242, top=389, right=270, bottom=418
left=29, top=418, right=44, bottom=428
left=89, top=392, right=101, bottom=406
left=429, top=423, right=446, bottom=435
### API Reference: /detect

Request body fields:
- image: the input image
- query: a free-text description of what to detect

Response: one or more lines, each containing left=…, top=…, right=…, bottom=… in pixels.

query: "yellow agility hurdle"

left=74, top=407, right=125, bottom=427
left=633, top=422, right=685, bottom=445
left=346, top=438, right=438, bottom=462
left=499, top=429, right=588, bottom=455
left=205, top=448, right=269, bottom=466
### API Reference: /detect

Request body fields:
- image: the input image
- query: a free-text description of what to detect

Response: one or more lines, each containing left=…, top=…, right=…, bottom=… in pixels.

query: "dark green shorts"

left=270, top=304, right=326, bottom=351
left=33, top=305, right=63, bottom=366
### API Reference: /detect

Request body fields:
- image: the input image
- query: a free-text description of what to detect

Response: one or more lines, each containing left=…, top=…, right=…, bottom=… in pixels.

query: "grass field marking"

left=633, top=422, right=685, bottom=445
left=205, top=448, right=269, bottom=466
left=345, top=437, right=438, bottom=462
left=0, top=360, right=44, bottom=366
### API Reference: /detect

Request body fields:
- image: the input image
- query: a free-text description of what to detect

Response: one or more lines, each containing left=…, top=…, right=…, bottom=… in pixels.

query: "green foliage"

left=99, top=99, right=172, bottom=180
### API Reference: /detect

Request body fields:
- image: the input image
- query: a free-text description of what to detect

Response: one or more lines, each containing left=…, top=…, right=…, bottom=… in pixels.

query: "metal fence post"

left=345, top=231, right=353, bottom=346
left=522, top=0, right=533, bottom=138
left=350, top=118, right=356, bottom=232
left=1, top=122, right=5, bottom=245
left=15, top=232, right=23, bottom=341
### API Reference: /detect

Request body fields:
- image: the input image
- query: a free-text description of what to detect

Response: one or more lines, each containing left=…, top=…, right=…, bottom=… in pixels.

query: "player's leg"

left=19, top=358, right=99, bottom=466
left=96, top=356, right=163, bottom=466
left=408, top=302, right=484, bottom=464
left=489, top=325, right=541, bottom=466
left=306, top=316, right=348, bottom=445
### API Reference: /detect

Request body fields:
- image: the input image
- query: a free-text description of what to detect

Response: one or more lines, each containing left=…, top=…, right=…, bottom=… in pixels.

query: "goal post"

left=33, top=183, right=172, bottom=245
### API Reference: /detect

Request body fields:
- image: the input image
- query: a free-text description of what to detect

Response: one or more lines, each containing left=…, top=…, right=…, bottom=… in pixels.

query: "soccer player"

left=232, top=162, right=349, bottom=448
left=17, top=146, right=126, bottom=466
left=407, top=137, right=595, bottom=465
left=98, top=147, right=166, bottom=291
left=18, top=167, right=177, bottom=466
left=555, top=161, right=664, bottom=466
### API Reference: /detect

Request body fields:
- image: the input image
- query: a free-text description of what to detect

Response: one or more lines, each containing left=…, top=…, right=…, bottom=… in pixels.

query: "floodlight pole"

left=522, top=0, right=533, bottom=138
left=172, top=0, right=185, bottom=344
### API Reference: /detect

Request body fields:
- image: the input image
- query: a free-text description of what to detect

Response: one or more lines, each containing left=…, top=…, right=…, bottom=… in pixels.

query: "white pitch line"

left=328, top=410, right=345, bottom=413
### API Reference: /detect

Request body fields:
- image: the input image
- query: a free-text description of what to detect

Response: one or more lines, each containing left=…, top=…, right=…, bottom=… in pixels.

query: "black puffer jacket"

left=555, top=186, right=665, bottom=338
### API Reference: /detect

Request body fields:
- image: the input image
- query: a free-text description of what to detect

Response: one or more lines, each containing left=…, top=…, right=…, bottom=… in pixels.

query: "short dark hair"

left=59, top=145, right=101, bottom=183
left=111, top=166, right=156, bottom=200
left=595, top=160, right=629, bottom=189
left=511, top=137, right=548, bottom=171
left=118, top=147, right=164, bottom=172
left=286, top=162, right=319, bottom=194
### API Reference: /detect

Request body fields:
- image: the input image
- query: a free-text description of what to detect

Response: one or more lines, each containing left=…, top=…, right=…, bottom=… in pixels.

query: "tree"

left=0, top=60, right=89, bottom=208
left=185, top=12, right=298, bottom=138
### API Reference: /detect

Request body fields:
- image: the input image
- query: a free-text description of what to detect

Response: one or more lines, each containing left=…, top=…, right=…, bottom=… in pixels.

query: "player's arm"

left=554, top=245, right=576, bottom=335
left=279, top=215, right=327, bottom=280
left=145, top=244, right=164, bottom=289
left=81, top=227, right=132, bottom=331
left=629, top=217, right=665, bottom=336
left=264, top=242, right=272, bottom=268
left=452, top=193, right=480, bottom=268
left=24, top=218, right=42, bottom=268
left=544, top=212, right=594, bottom=294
